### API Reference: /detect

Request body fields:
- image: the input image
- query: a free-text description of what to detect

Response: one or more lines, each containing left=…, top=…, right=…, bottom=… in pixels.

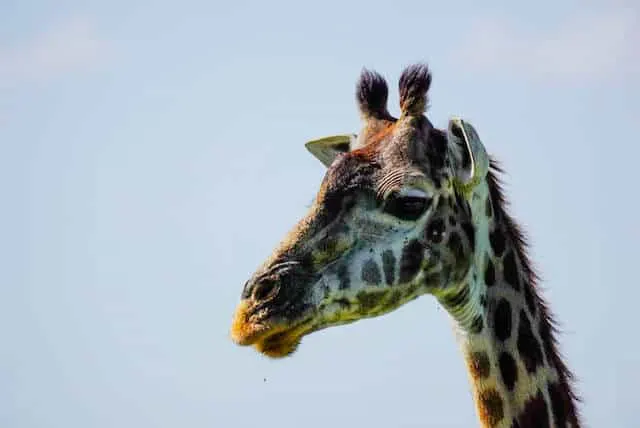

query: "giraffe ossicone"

left=230, top=64, right=581, bottom=428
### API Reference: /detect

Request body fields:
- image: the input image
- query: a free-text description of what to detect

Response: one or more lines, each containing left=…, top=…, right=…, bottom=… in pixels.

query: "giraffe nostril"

left=253, top=279, right=279, bottom=301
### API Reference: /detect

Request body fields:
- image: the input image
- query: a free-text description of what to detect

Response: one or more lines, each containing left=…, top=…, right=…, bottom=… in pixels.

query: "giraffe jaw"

left=230, top=300, right=316, bottom=358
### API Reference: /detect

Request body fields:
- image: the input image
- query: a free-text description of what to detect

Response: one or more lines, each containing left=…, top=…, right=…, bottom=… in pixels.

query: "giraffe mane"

left=486, top=158, right=582, bottom=426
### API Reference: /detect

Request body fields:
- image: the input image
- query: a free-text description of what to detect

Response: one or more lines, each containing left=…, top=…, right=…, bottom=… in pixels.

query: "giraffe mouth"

left=230, top=300, right=316, bottom=358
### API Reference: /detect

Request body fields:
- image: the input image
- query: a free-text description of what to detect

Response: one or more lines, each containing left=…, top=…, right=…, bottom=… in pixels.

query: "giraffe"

left=230, top=64, right=581, bottom=428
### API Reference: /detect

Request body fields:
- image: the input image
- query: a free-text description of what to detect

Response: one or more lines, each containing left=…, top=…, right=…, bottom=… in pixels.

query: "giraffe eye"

left=383, top=192, right=431, bottom=221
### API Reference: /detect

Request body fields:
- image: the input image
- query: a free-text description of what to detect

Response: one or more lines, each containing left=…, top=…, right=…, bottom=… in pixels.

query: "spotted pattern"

left=399, top=239, right=424, bottom=283
left=361, top=259, right=382, bottom=285
left=517, top=389, right=550, bottom=428
left=524, top=285, right=536, bottom=317
left=547, top=382, right=567, bottom=427
left=503, top=251, right=520, bottom=291
left=478, top=389, right=504, bottom=427
left=469, top=351, right=491, bottom=379
left=490, top=228, right=506, bottom=256
left=517, top=310, right=544, bottom=373
left=493, top=299, right=512, bottom=342
left=484, top=257, right=496, bottom=286
left=498, top=351, right=518, bottom=391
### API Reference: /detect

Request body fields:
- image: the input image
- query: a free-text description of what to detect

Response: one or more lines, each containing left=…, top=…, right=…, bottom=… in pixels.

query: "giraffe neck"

left=439, top=176, right=580, bottom=428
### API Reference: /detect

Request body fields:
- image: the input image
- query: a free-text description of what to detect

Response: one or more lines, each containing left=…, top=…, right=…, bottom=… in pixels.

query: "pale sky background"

left=1, top=0, right=639, bottom=427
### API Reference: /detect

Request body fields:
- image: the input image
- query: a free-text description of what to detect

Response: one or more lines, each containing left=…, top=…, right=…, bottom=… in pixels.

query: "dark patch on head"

left=498, top=352, right=518, bottom=391
left=448, top=215, right=456, bottom=226
left=493, top=299, right=512, bottom=342
left=382, top=250, right=396, bottom=285
left=469, top=351, right=491, bottom=379
left=485, top=257, right=496, bottom=286
left=461, top=221, right=475, bottom=251
left=511, top=421, right=521, bottom=428
left=470, top=316, right=484, bottom=334
left=516, top=389, right=550, bottom=428
left=398, top=239, right=424, bottom=283
left=398, top=63, right=431, bottom=116
left=361, top=259, right=382, bottom=285
left=517, top=310, right=544, bottom=373
left=478, top=389, right=504, bottom=427
left=441, top=285, right=469, bottom=308
left=489, top=228, right=506, bottom=257
left=503, top=251, right=520, bottom=291
left=425, top=218, right=445, bottom=243
left=485, top=197, right=493, bottom=218
left=337, top=263, right=351, bottom=290
left=447, top=231, right=464, bottom=258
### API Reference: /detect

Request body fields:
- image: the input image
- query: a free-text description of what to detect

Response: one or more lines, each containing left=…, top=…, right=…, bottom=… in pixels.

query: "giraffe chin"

left=230, top=300, right=313, bottom=359
left=253, top=329, right=304, bottom=358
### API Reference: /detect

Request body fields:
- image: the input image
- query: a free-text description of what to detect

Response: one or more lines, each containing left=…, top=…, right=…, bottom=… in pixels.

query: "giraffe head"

left=230, top=65, right=489, bottom=358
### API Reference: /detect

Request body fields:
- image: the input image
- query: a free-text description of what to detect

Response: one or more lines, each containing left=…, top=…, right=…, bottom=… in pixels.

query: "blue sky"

left=1, top=1, right=638, bottom=426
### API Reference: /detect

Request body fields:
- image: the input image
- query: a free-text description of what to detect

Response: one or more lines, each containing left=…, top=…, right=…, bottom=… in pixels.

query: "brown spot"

left=468, top=351, right=491, bottom=379
left=503, top=251, right=520, bottom=291
left=493, top=298, right=512, bottom=342
left=516, top=389, right=550, bottom=428
left=498, top=351, right=518, bottom=391
left=485, top=257, right=496, bottom=286
left=547, top=382, right=573, bottom=427
left=490, top=228, right=506, bottom=257
left=517, top=310, right=544, bottom=373
left=477, top=389, right=504, bottom=427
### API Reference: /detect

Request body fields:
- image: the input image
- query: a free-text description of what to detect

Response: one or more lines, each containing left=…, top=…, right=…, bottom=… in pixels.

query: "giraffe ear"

left=447, top=118, right=489, bottom=190
left=304, top=134, right=357, bottom=167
